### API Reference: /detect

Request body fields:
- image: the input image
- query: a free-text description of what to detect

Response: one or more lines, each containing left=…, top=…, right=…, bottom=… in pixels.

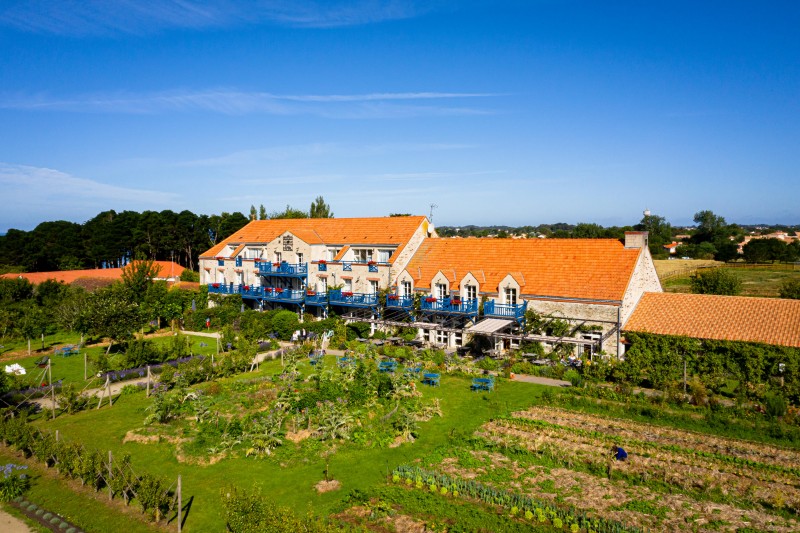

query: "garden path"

left=0, top=506, right=32, bottom=533
left=510, top=374, right=571, bottom=387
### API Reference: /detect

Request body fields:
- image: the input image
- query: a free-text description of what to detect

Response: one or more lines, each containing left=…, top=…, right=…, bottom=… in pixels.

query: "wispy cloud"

left=0, top=1, right=426, bottom=36
left=0, top=89, right=498, bottom=117
left=0, top=163, right=177, bottom=228
left=178, top=141, right=475, bottom=168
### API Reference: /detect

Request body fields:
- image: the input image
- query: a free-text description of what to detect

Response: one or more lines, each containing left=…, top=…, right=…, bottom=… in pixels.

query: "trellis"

left=0, top=419, right=185, bottom=531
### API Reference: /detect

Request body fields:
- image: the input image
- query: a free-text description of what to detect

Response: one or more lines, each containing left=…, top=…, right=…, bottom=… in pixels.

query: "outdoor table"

left=422, top=373, right=440, bottom=386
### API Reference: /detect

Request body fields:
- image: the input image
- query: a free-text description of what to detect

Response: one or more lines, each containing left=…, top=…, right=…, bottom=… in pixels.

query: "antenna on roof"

left=429, top=203, right=438, bottom=223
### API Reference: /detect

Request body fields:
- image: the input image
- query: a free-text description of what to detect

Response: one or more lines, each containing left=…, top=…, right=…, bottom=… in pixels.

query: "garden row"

left=0, top=415, right=178, bottom=523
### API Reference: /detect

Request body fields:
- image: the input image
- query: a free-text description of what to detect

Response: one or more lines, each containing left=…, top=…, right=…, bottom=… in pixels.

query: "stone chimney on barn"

left=624, top=231, right=649, bottom=249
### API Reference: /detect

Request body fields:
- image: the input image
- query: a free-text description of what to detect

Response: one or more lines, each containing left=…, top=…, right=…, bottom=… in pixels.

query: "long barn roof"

left=624, top=292, right=800, bottom=348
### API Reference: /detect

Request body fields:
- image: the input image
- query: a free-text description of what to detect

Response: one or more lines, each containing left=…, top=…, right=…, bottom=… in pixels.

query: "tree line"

left=438, top=210, right=800, bottom=262
left=0, top=197, right=335, bottom=274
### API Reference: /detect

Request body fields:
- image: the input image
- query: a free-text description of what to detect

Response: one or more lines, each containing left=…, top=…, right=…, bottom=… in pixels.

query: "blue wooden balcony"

left=262, top=288, right=305, bottom=304
left=483, top=299, right=528, bottom=323
left=317, top=261, right=328, bottom=271
left=386, top=295, right=414, bottom=310
left=208, top=284, right=266, bottom=300
left=257, top=261, right=308, bottom=278
left=208, top=283, right=234, bottom=294
left=329, top=289, right=378, bottom=308
left=305, top=291, right=328, bottom=307
left=420, top=297, right=479, bottom=318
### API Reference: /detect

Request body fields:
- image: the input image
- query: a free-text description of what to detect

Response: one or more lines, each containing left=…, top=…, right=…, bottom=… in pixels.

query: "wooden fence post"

left=108, top=451, right=113, bottom=500
left=177, top=474, right=182, bottom=533
left=49, top=360, right=55, bottom=420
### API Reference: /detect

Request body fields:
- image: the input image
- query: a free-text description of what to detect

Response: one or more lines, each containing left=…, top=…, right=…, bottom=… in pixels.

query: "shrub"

left=765, top=393, right=788, bottom=419
left=0, top=464, right=30, bottom=501
left=563, top=369, right=582, bottom=388
left=690, top=268, right=741, bottom=295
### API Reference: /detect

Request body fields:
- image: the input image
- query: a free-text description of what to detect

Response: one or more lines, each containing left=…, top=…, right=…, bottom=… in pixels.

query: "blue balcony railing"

left=484, top=299, right=528, bottom=322
left=317, top=262, right=328, bottom=271
left=368, top=263, right=378, bottom=272
left=386, top=295, right=414, bottom=309
left=305, top=291, right=328, bottom=306
left=329, top=289, right=378, bottom=307
left=421, top=298, right=478, bottom=315
left=257, top=261, right=308, bottom=277
left=235, top=257, right=242, bottom=267
left=342, top=262, right=352, bottom=271
left=262, top=288, right=305, bottom=303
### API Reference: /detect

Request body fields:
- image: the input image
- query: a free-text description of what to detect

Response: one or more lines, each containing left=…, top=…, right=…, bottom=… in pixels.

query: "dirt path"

left=0, top=506, right=33, bottom=533
left=510, top=374, right=571, bottom=387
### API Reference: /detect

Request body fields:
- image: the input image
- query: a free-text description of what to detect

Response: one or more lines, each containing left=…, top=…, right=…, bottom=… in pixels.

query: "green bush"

left=0, top=464, right=30, bottom=501
left=563, top=369, right=582, bottom=387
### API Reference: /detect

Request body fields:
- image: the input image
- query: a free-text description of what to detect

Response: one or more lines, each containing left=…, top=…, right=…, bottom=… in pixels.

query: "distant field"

left=653, top=259, right=720, bottom=280
left=656, top=261, right=800, bottom=297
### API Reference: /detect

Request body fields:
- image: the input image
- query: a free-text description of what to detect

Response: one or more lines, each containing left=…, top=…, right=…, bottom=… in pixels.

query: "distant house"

left=0, top=261, right=186, bottom=287
left=663, top=241, right=679, bottom=255
left=736, top=231, right=800, bottom=254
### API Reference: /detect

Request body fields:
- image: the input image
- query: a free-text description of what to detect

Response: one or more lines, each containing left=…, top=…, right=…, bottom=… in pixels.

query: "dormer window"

left=435, top=283, right=448, bottom=300
left=354, top=249, right=372, bottom=263
left=504, top=287, right=517, bottom=305
left=464, top=284, right=477, bottom=301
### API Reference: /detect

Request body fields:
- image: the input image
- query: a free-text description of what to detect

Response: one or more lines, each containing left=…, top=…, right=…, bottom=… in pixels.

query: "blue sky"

left=1, top=1, right=798, bottom=231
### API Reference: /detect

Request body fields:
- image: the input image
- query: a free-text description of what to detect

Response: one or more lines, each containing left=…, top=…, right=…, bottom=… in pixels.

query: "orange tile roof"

left=200, top=216, right=427, bottom=264
left=624, top=292, right=800, bottom=348
left=403, top=238, right=640, bottom=302
left=0, top=261, right=186, bottom=285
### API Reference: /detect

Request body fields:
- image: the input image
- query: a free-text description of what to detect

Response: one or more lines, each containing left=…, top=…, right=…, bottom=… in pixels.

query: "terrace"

left=329, top=288, right=379, bottom=308
left=256, top=261, right=308, bottom=278
left=420, top=297, right=479, bottom=320
left=483, top=299, right=528, bottom=324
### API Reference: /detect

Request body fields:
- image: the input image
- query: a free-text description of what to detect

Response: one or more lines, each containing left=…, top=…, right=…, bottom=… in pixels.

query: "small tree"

left=690, top=268, right=742, bottom=296
left=778, top=279, right=800, bottom=299
left=309, top=196, right=334, bottom=218
left=121, top=259, right=161, bottom=303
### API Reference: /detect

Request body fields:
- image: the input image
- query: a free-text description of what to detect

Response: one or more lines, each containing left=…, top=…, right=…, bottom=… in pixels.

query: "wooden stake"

left=49, top=360, right=55, bottom=420
left=84, top=352, right=87, bottom=380
left=108, top=451, right=113, bottom=500
left=177, top=474, right=182, bottom=533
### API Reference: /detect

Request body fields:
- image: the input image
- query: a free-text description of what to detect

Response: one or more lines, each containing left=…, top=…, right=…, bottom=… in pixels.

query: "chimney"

left=624, top=231, right=649, bottom=249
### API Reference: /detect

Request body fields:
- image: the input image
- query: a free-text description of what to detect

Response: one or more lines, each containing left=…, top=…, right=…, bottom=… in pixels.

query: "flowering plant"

left=0, top=463, right=29, bottom=501
left=425, top=297, right=437, bottom=303
left=212, top=283, right=220, bottom=288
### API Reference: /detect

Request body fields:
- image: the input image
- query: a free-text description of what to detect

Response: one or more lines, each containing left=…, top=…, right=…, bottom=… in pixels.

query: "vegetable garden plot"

left=414, top=405, right=800, bottom=532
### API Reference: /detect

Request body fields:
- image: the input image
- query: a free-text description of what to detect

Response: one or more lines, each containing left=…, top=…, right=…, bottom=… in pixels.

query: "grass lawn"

left=34, top=356, right=547, bottom=532
left=3, top=333, right=220, bottom=389
left=662, top=266, right=800, bottom=297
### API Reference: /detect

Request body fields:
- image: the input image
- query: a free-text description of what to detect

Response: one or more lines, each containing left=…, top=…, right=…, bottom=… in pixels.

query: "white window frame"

left=369, top=280, right=379, bottom=294
left=435, top=283, right=448, bottom=300
left=297, top=252, right=304, bottom=264
left=275, top=251, right=282, bottom=263
left=354, top=249, right=372, bottom=263
left=236, top=271, right=243, bottom=285
left=318, top=277, right=327, bottom=293
left=378, top=249, right=392, bottom=263
left=465, top=284, right=477, bottom=301
left=504, top=287, right=517, bottom=305
left=343, top=279, right=352, bottom=292
left=401, top=281, right=412, bottom=297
